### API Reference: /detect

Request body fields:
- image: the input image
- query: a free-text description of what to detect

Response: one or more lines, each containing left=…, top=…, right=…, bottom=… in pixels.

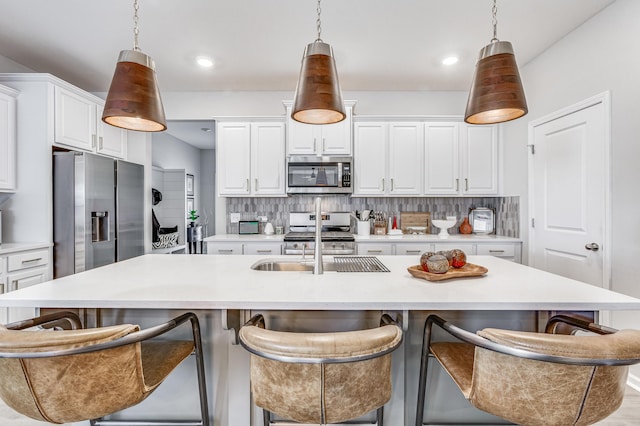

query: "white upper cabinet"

left=217, top=121, right=285, bottom=197
left=284, top=101, right=355, bottom=156
left=461, top=124, right=498, bottom=195
left=0, top=84, right=18, bottom=191
left=354, top=122, right=422, bottom=196
left=54, top=86, right=127, bottom=158
left=424, top=122, right=498, bottom=195
left=424, top=122, right=460, bottom=195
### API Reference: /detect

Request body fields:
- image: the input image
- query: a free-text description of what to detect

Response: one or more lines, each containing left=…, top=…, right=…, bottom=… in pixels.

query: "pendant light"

left=464, top=0, right=527, bottom=125
left=291, top=0, right=346, bottom=125
left=102, top=0, right=166, bottom=132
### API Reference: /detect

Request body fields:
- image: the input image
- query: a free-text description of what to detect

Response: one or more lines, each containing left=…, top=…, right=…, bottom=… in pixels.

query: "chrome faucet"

left=313, top=197, right=323, bottom=275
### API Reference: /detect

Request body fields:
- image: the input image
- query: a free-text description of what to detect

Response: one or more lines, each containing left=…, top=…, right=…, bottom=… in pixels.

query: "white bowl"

left=431, top=219, right=457, bottom=238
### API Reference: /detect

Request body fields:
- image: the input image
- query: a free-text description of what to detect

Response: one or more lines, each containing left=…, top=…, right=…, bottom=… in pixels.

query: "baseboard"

left=628, top=372, right=640, bottom=392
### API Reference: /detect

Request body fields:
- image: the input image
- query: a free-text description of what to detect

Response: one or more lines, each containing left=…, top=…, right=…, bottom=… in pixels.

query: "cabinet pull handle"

left=322, top=138, right=326, bottom=153
left=0, top=283, right=4, bottom=294
left=391, top=178, right=394, bottom=192
left=257, top=250, right=272, bottom=254
left=465, top=178, right=469, bottom=191
left=314, top=138, right=317, bottom=153
left=456, top=178, right=459, bottom=191
left=489, top=250, right=505, bottom=253
left=255, top=178, right=258, bottom=192
left=219, top=249, right=233, bottom=254
left=367, top=250, right=383, bottom=254
left=99, top=136, right=104, bottom=150
left=91, top=134, right=97, bottom=148
left=246, top=178, right=249, bottom=191
left=381, top=179, right=385, bottom=191
left=22, top=258, right=43, bottom=264
left=405, top=250, right=421, bottom=254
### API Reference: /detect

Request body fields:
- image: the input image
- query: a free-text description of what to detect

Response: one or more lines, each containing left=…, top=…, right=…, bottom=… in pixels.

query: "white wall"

left=501, top=0, right=640, bottom=381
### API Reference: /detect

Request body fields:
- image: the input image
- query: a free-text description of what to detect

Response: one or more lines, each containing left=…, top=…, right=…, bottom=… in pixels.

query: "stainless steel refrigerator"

left=53, top=151, right=144, bottom=278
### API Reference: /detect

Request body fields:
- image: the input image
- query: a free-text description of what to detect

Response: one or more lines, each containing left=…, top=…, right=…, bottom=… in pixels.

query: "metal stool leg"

left=263, top=409, right=271, bottom=426
left=377, top=406, right=384, bottom=426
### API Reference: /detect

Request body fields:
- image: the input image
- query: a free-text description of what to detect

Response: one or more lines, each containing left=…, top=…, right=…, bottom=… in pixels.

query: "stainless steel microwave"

left=286, top=156, right=352, bottom=194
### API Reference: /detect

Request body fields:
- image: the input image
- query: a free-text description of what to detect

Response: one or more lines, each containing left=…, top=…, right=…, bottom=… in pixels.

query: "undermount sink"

left=250, top=259, right=337, bottom=272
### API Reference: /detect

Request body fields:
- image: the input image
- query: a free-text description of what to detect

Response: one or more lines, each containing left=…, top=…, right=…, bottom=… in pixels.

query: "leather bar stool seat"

left=239, top=314, right=403, bottom=425
left=0, top=311, right=209, bottom=426
left=415, top=314, right=640, bottom=426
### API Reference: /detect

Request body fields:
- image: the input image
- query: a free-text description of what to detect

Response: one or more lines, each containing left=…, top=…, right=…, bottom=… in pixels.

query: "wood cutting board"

left=400, top=212, right=431, bottom=234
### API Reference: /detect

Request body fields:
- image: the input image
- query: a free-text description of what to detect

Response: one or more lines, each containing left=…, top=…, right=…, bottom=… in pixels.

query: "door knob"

left=585, top=243, right=600, bottom=251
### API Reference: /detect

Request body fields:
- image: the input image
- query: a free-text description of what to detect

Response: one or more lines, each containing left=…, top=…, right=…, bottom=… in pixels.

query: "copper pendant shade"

left=102, top=50, right=167, bottom=132
left=464, top=41, right=528, bottom=125
left=291, top=41, right=346, bottom=125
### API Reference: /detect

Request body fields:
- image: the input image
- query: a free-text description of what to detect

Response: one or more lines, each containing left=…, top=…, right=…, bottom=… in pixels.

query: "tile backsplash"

left=225, top=196, right=520, bottom=237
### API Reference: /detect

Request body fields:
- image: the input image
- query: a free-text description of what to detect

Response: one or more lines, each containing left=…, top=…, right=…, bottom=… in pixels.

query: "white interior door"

left=529, top=93, right=610, bottom=288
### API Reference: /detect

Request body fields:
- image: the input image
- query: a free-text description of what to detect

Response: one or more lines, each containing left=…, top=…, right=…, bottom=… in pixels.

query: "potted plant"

left=187, top=210, right=199, bottom=227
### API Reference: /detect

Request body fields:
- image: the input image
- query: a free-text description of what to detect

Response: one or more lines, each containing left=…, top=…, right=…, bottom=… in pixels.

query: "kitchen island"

left=1, top=254, right=639, bottom=426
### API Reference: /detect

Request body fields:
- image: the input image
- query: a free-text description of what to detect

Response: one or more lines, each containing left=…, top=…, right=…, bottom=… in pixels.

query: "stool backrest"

left=470, top=328, right=640, bottom=425
left=240, top=323, right=403, bottom=424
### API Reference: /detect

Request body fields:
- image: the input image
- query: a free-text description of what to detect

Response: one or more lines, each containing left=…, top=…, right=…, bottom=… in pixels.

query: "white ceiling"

left=0, top=0, right=615, bottom=148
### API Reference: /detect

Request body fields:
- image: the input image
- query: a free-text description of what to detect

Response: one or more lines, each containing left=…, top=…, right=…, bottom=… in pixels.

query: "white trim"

left=628, top=373, right=640, bottom=393
left=527, top=91, right=612, bottom=292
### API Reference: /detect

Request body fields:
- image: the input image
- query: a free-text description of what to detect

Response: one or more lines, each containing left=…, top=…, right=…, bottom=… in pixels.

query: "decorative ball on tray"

left=410, top=248, right=486, bottom=281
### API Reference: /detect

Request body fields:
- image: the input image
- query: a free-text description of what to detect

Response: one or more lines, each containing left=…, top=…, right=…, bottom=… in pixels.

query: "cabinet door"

left=206, top=242, right=243, bottom=255
left=7, top=268, right=48, bottom=322
left=96, top=104, right=127, bottom=158
left=0, top=276, right=6, bottom=325
left=357, top=243, right=393, bottom=256
left=424, top=122, right=460, bottom=195
left=54, top=86, right=97, bottom=151
left=243, top=242, right=282, bottom=255
left=354, top=123, right=387, bottom=195
left=388, top=123, right=423, bottom=195
left=217, top=123, right=251, bottom=195
left=287, top=117, right=316, bottom=155
left=319, top=106, right=352, bottom=155
left=461, top=124, right=498, bottom=195
left=0, top=88, right=17, bottom=191
left=251, top=123, right=285, bottom=195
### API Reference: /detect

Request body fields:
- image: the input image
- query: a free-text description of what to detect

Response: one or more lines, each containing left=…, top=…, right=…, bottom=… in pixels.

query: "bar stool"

left=415, top=313, right=640, bottom=426
left=0, top=311, right=210, bottom=426
left=239, top=313, right=403, bottom=425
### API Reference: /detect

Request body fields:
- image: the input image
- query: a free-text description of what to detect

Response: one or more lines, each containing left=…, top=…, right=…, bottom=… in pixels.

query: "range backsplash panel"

left=225, top=196, right=520, bottom=237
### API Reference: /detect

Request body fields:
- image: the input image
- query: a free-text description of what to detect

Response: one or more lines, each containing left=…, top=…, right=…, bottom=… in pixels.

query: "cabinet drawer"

left=476, top=244, right=515, bottom=257
left=395, top=244, right=431, bottom=256
left=244, top=243, right=282, bottom=255
left=206, top=243, right=244, bottom=255
left=433, top=243, right=476, bottom=254
left=0, top=256, right=5, bottom=275
left=7, top=249, right=49, bottom=272
left=357, top=244, right=393, bottom=256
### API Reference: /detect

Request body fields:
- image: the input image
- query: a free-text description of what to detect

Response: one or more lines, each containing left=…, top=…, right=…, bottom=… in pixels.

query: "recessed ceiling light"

left=196, top=56, right=214, bottom=68
left=442, top=56, right=459, bottom=66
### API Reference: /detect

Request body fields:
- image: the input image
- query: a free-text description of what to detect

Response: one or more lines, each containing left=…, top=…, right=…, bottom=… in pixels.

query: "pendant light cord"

left=315, top=0, right=323, bottom=42
left=491, top=0, right=499, bottom=42
left=133, top=0, right=141, bottom=51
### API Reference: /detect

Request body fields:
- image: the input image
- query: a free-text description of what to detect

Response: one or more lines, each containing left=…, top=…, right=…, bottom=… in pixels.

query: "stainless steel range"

left=284, top=212, right=355, bottom=255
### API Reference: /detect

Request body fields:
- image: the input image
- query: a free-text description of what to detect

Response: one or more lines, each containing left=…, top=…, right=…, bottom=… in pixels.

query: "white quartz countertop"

left=0, top=255, right=638, bottom=311
left=0, top=242, right=52, bottom=255
left=354, top=234, right=521, bottom=243
left=203, top=234, right=520, bottom=243
left=203, top=234, right=284, bottom=243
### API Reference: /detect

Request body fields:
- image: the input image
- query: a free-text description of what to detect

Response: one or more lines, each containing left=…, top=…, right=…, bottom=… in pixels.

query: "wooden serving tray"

left=407, top=263, right=488, bottom=282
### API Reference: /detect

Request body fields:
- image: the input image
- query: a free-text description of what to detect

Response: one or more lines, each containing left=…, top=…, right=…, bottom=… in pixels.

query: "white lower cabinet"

left=357, top=243, right=394, bottom=256
left=356, top=240, right=522, bottom=262
left=206, top=241, right=283, bottom=255
left=207, top=242, right=244, bottom=255
left=1, top=246, right=51, bottom=324
left=243, top=243, right=282, bottom=256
